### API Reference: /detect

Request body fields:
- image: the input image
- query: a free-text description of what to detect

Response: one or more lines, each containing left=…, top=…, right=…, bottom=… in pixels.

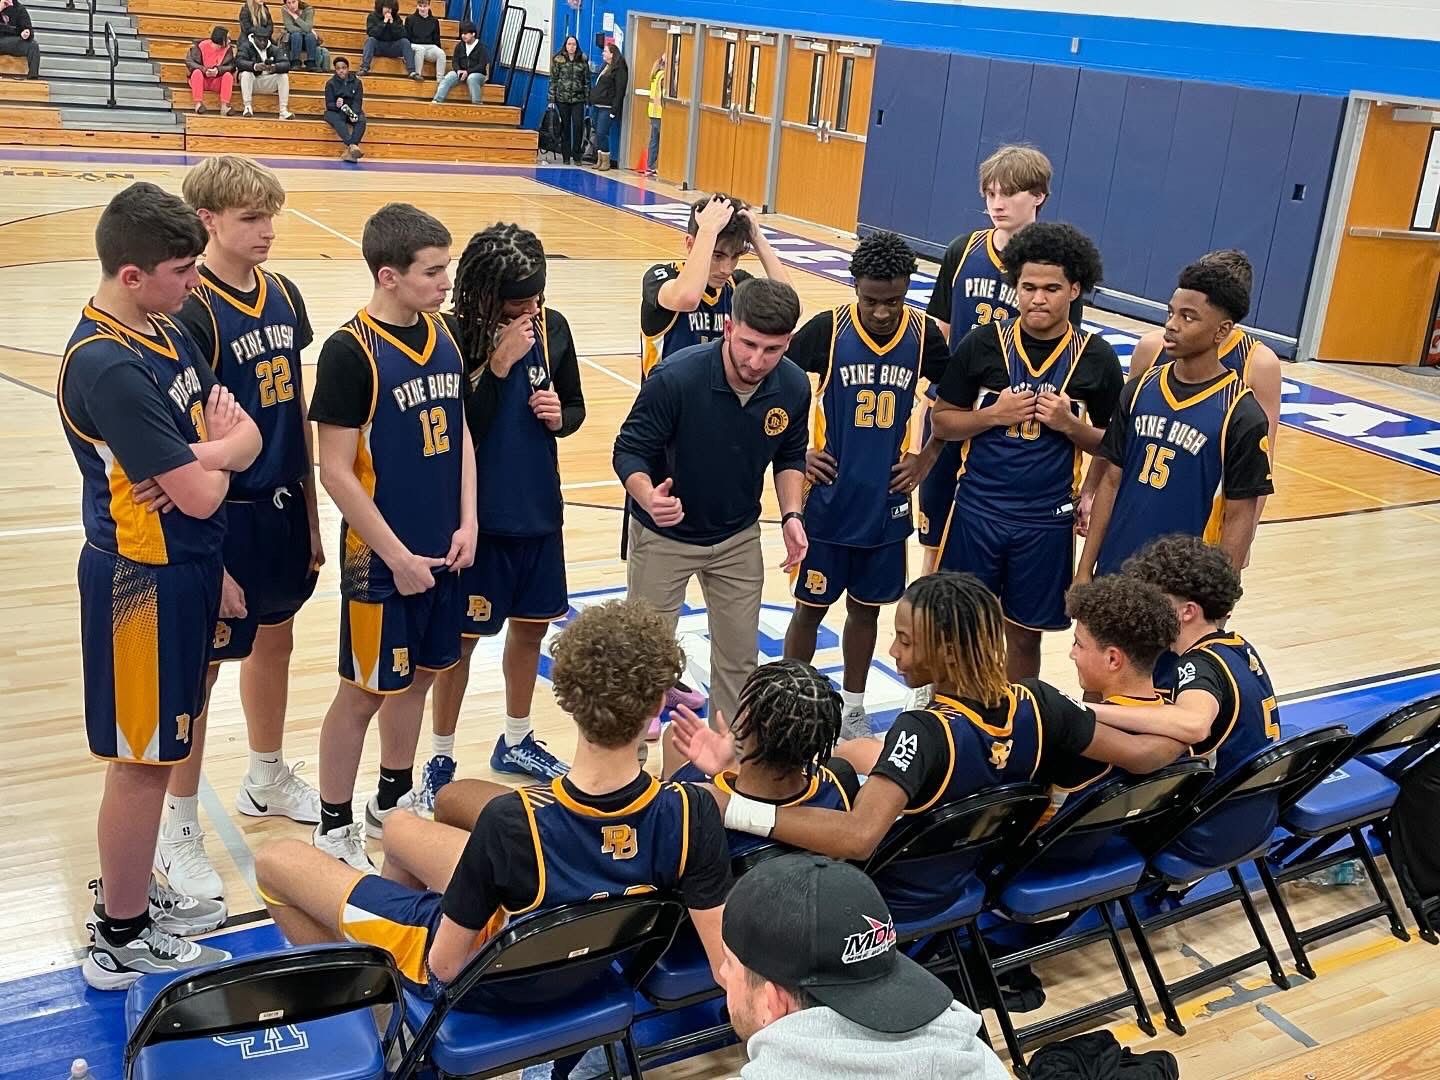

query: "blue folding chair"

left=1258, top=695, right=1440, bottom=975
left=971, top=762, right=1213, bottom=1075
left=1121, top=725, right=1351, bottom=1036
left=394, top=895, right=685, bottom=1080
left=123, top=943, right=405, bottom=1080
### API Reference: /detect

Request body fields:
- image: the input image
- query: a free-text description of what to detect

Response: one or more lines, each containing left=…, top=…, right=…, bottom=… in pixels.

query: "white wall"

left=907, top=0, right=1440, bottom=42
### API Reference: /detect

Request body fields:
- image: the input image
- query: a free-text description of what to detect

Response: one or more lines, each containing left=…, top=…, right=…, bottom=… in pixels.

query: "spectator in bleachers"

left=280, top=0, right=322, bottom=71
left=404, top=0, right=443, bottom=79
left=237, top=25, right=292, bottom=119
left=587, top=41, right=626, bottom=171
left=185, top=26, right=236, bottom=115
left=431, top=19, right=487, bottom=104
left=324, top=56, right=366, bottom=161
left=0, top=0, right=40, bottom=80
left=237, top=0, right=272, bottom=41
left=548, top=35, right=587, bottom=165
left=360, top=0, right=417, bottom=80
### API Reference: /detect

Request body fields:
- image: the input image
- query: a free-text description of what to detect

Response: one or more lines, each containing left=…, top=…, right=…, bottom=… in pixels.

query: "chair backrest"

left=123, top=944, right=404, bottom=1080
left=732, top=840, right=791, bottom=878
left=862, top=784, right=1050, bottom=876
left=1353, top=694, right=1440, bottom=765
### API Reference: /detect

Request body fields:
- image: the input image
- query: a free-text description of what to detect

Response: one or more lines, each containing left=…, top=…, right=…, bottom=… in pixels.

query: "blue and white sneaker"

left=413, top=754, right=458, bottom=814
left=490, top=732, right=570, bottom=781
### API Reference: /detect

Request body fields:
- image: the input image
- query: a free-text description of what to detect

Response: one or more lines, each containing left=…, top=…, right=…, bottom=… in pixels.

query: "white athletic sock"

left=841, top=689, right=865, bottom=712
left=432, top=733, right=456, bottom=760
left=503, top=715, right=532, bottom=747
left=164, top=794, right=199, bottom=835
left=248, top=750, right=285, bottom=786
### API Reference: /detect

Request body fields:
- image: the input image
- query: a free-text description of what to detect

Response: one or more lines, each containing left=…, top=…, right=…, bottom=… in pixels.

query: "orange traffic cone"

left=636, top=147, right=648, bottom=174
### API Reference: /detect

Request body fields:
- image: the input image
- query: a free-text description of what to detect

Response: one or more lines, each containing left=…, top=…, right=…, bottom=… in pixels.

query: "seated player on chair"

left=254, top=599, right=734, bottom=996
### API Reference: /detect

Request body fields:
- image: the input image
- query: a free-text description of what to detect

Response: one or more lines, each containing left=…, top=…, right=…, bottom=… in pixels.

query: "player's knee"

left=253, top=838, right=306, bottom=898
left=252, top=619, right=296, bottom=658
left=509, top=619, right=548, bottom=645
left=791, top=602, right=826, bottom=627
left=844, top=597, right=879, bottom=624
left=433, top=781, right=477, bottom=830
left=380, top=809, right=422, bottom=856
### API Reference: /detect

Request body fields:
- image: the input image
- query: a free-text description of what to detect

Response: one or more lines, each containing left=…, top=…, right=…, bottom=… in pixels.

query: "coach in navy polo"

left=614, top=277, right=810, bottom=725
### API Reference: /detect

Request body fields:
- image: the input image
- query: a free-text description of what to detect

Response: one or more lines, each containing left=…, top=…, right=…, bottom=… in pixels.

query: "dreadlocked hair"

left=904, top=572, right=1010, bottom=708
left=452, top=222, right=545, bottom=372
left=849, top=231, right=918, bottom=282
left=730, top=659, right=842, bottom=777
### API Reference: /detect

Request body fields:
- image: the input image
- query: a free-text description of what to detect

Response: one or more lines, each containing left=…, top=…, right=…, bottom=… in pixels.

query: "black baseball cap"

left=721, top=853, right=954, bottom=1034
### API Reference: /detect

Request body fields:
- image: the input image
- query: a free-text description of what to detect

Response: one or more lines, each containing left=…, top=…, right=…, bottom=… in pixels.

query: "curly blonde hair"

left=549, top=600, right=685, bottom=748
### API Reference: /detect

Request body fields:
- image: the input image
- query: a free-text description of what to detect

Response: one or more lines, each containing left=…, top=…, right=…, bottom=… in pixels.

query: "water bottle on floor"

left=1301, top=860, right=1361, bottom=887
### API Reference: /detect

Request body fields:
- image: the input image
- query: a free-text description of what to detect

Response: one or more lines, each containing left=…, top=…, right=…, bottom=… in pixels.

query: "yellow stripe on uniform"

left=102, top=445, right=168, bottom=565
left=341, top=902, right=431, bottom=984
left=110, top=561, right=162, bottom=761
left=347, top=598, right=384, bottom=691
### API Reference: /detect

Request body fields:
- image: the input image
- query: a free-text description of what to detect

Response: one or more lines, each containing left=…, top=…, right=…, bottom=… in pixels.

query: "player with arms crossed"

left=307, top=203, right=477, bottom=869
left=781, top=232, right=948, bottom=738
left=1077, top=260, right=1273, bottom=581
left=930, top=223, right=1122, bottom=680
left=61, top=183, right=260, bottom=986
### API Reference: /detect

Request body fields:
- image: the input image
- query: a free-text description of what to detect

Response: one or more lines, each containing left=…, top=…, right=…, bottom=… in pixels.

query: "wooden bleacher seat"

left=130, top=0, right=459, bottom=38
left=0, top=75, right=49, bottom=102
left=184, top=113, right=535, bottom=162
left=0, top=103, right=184, bottom=149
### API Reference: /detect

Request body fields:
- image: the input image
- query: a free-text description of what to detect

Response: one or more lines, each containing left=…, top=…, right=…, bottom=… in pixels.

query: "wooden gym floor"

left=2, top=152, right=1440, bottom=1078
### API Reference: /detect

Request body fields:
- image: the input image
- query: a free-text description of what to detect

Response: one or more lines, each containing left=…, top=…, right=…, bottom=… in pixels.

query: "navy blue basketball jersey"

left=190, top=268, right=309, bottom=498
left=955, top=321, right=1090, bottom=526
left=472, top=310, right=562, bottom=537
left=1038, top=693, right=1159, bottom=825
left=507, top=776, right=695, bottom=914
left=905, top=686, right=1045, bottom=815
left=711, top=767, right=853, bottom=856
left=802, top=305, right=924, bottom=547
left=641, top=263, right=739, bottom=377
left=337, top=310, right=464, bottom=600
left=1096, top=364, right=1250, bottom=576
left=1170, top=632, right=1280, bottom=777
left=59, top=305, right=225, bottom=565
left=949, top=230, right=1018, bottom=333
left=1218, top=328, right=1263, bottom=384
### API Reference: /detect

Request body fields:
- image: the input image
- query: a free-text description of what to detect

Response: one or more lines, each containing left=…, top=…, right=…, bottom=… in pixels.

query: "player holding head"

left=638, top=192, right=791, bottom=377
left=421, top=223, right=586, bottom=802
left=254, top=599, right=734, bottom=992
left=1077, top=260, right=1273, bottom=581
left=61, top=183, right=262, bottom=986
left=781, top=232, right=949, bottom=737
left=918, top=146, right=1085, bottom=573
left=143, top=156, right=324, bottom=903
left=306, top=203, right=477, bottom=870
left=930, top=222, right=1122, bottom=680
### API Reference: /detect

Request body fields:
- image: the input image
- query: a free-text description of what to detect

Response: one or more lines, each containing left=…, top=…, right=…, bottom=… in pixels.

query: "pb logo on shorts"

left=392, top=648, right=410, bottom=678
left=804, top=570, right=828, bottom=595
left=763, top=408, right=789, bottom=437
left=212, top=622, right=232, bottom=650
left=468, top=595, right=492, bottom=622
left=176, top=713, right=192, bottom=743
left=601, top=824, right=638, bottom=861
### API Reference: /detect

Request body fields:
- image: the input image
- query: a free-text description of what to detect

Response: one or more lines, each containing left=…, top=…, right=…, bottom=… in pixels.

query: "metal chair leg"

left=1230, top=866, right=1289, bottom=989
left=1119, top=895, right=1184, bottom=1036
left=971, top=927, right=1028, bottom=1075
left=1350, top=826, right=1411, bottom=942
left=1099, top=901, right=1156, bottom=1037
left=946, top=928, right=993, bottom=1048
left=620, top=1032, right=646, bottom=1079
left=1255, top=856, right=1314, bottom=980
left=603, top=1041, right=623, bottom=1080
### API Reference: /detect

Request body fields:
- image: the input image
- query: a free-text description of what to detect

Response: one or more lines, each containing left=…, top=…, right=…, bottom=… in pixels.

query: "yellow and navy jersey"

left=1158, top=631, right=1279, bottom=779
left=470, top=309, right=563, bottom=537
left=314, top=310, right=465, bottom=601
left=801, top=304, right=924, bottom=547
left=955, top=321, right=1091, bottom=525
left=1039, top=693, right=1162, bottom=825
left=1218, top=327, right=1264, bottom=384
left=58, top=304, right=226, bottom=565
left=639, top=262, right=752, bottom=377
left=671, top=761, right=857, bottom=856
left=945, top=229, right=1017, bottom=333
left=179, top=267, right=311, bottom=498
left=1095, top=363, right=1272, bottom=577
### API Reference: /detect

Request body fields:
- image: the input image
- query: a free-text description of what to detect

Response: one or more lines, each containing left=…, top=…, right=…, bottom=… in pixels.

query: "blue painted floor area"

left=4, top=667, right=1433, bottom=1080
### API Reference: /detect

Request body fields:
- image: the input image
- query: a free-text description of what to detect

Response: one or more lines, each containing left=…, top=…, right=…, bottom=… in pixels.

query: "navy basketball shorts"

left=78, top=545, right=223, bottom=763
left=338, top=571, right=463, bottom=694
left=938, top=513, right=1075, bottom=631
left=459, top=531, right=568, bottom=637
left=212, top=481, right=319, bottom=662
left=917, top=440, right=962, bottom=549
left=792, top=538, right=907, bottom=607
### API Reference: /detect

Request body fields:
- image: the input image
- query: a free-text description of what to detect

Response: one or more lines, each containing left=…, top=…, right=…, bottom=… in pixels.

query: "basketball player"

left=920, top=145, right=1084, bottom=573
left=1121, top=249, right=1281, bottom=540
left=306, top=203, right=477, bottom=870
left=708, top=573, right=1188, bottom=916
left=253, top=599, right=733, bottom=995
left=780, top=232, right=949, bottom=738
left=930, top=223, right=1122, bottom=680
left=61, top=183, right=250, bottom=987
left=639, top=192, right=790, bottom=377
left=420, top=224, right=585, bottom=806
left=140, top=156, right=323, bottom=902
left=1077, top=260, right=1273, bottom=581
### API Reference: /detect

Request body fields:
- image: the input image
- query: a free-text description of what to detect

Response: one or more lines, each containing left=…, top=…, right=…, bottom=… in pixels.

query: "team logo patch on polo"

left=763, top=407, right=789, bottom=436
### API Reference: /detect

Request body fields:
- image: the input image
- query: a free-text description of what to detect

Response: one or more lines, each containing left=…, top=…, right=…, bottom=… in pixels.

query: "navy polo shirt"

left=613, top=339, right=810, bottom=546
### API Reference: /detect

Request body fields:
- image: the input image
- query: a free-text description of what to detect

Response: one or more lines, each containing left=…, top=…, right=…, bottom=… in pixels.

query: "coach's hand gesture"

left=988, top=386, right=1037, bottom=428
left=646, top=477, right=684, bottom=527
left=805, top=447, right=837, bottom=485
left=1035, top=389, right=1078, bottom=435
left=490, top=316, right=536, bottom=378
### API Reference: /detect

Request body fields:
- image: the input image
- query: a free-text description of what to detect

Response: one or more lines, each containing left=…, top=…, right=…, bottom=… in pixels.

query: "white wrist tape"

left=724, top=793, right=777, bottom=837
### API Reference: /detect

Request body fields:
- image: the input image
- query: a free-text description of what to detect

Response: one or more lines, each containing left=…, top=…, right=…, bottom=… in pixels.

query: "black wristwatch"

left=781, top=511, right=804, bottom=527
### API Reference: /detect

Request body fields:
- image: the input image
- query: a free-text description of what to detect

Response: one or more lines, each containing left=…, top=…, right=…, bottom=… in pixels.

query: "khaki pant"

left=626, top=520, right=764, bottom=725
left=240, top=71, right=290, bottom=112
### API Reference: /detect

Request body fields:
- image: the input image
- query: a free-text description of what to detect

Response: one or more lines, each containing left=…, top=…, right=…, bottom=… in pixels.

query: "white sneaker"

left=155, top=822, right=223, bottom=900
left=363, top=792, right=418, bottom=839
left=242, top=105, right=253, bottom=117
left=312, top=821, right=376, bottom=872
left=87, top=876, right=226, bottom=937
left=840, top=705, right=872, bottom=741
left=237, top=761, right=322, bottom=824
left=83, top=922, right=231, bottom=991
left=279, top=109, right=294, bottom=119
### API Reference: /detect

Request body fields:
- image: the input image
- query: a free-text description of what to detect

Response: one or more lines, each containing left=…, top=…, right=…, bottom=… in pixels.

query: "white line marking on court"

left=579, top=355, right=640, bottom=390
left=0, top=523, right=84, bottom=539
left=560, top=479, right=618, bottom=490
left=288, top=207, right=361, bottom=248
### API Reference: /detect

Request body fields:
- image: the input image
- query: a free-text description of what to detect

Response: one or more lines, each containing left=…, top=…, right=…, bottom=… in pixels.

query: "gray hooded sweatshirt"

left=733, top=1002, right=1010, bottom=1079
